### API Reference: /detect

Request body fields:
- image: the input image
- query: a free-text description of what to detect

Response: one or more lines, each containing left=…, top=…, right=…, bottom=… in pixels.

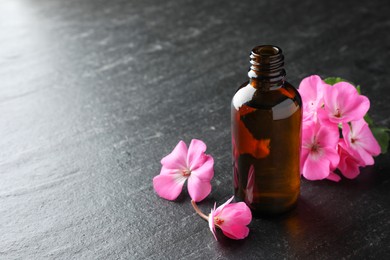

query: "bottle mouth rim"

left=251, top=45, right=282, bottom=57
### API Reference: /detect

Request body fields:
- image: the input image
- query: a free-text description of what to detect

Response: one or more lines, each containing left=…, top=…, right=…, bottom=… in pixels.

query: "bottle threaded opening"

left=248, top=45, right=286, bottom=88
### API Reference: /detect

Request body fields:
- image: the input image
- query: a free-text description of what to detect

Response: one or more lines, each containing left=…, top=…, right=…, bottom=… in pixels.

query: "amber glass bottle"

left=231, top=45, right=302, bottom=215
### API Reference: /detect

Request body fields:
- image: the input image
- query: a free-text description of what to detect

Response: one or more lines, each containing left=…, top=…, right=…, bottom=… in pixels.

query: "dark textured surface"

left=1, top=0, right=390, bottom=259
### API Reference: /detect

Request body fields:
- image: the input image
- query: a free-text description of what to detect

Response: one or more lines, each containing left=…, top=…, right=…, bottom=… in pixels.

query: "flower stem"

left=191, top=200, right=209, bottom=221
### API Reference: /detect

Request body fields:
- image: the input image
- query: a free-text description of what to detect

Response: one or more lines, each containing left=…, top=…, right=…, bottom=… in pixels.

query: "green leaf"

left=370, top=127, right=390, bottom=154
left=324, top=77, right=347, bottom=85
left=356, top=85, right=361, bottom=94
left=364, top=113, right=374, bottom=126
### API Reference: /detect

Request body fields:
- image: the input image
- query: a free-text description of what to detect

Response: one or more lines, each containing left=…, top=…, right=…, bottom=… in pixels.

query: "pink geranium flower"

left=301, top=121, right=340, bottom=181
left=340, top=119, right=381, bottom=167
left=320, top=82, right=370, bottom=124
left=153, top=139, right=214, bottom=202
left=191, top=196, right=252, bottom=241
left=208, top=196, right=252, bottom=240
left=298, top=75, right=327, bottom=122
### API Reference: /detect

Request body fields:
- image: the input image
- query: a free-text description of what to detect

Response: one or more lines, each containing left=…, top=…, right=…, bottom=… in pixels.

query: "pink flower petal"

left=161, top=141, right=188, bottom=170
left=298, top=75, right=324, bottom=102
left=341, top=95, right=370, bottom=122
left=191, top=155, right=214, bottom=181
left=159, top=166, right=179, bottom=176
left=352, top=145, right=374, bottom=166
left=187, top=139, right=208, bottom=170
left=209, top=204, right=217, bottom=241
left=322, top=147, right=340, bottom=170
left=339, top=130, right=366, bottom=167
left=153, top=174, right=187, bottom=201
left=317, top=124, right=339, bottom=149
left=327, top=172, right=341, bottom=182
left=338, top=145, right=361, bottom=179
left=323, top=84, right=340, bottom=118
left=221, top=225, right=250, bottom=240
left=187, top=175, right=212, bottom=202
left=350, top=118, right=366, bottom=134
left=298, top=75, right=326, bottom=122
left=351, top=119, right=381, bottom=156
left=302, top=154, right=331, bottom=180
left=300, top=148, right=310, bottom=174
left=323, top=82, right=370, bottom=123
left=214, top=196, right=235, bottom=216
left=316, top=107, right=334, bottom=126
left=218, top=202, right=252, bottom=226
left=301, top=121, right=316, bottom=147
left=342, top=120, right=380, bottom=166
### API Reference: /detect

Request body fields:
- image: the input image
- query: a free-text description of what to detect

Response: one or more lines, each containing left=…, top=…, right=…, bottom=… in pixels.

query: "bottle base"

left=250, top=200, right=298, bottom=218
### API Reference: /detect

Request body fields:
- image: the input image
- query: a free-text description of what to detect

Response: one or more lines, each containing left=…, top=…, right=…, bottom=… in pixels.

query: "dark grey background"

left=1, top=0, right=389, bottom=259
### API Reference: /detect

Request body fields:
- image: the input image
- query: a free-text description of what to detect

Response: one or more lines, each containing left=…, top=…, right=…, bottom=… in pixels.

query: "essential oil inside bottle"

left=231, top=45, right=302, bottom=215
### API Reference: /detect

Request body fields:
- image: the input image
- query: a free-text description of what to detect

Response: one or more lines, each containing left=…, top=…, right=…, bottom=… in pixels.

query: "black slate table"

left=1, top=0, right=390, bottom=259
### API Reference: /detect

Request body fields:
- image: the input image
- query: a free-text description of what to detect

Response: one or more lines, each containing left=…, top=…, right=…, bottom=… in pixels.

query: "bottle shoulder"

left=232, top=81, right=302, bottom=120
left=283, top=81, right=302, bottom=107
left=232, top=82, right=256, bottom=110
left=233, top=81, right=301, bottom=108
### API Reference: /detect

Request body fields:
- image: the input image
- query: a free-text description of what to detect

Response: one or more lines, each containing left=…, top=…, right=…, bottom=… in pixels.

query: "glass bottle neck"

left=248, top=45, right=286, bottom=90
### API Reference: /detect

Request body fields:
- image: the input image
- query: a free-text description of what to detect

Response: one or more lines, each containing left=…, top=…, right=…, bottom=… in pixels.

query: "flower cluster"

left=299, top=75, right=381, bottom=181
left=153, top=139, right=252, bottom=240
